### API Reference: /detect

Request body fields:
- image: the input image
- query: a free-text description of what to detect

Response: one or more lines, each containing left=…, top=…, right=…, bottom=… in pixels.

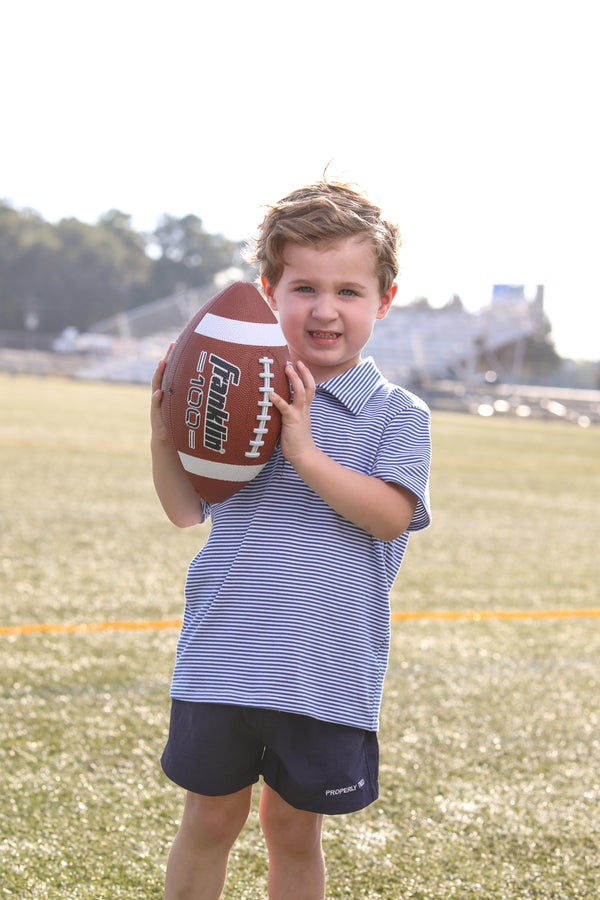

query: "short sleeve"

left=372, top=402, right=432, bottom=532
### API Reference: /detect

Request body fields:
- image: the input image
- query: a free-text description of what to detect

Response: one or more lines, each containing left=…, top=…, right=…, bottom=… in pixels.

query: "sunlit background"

left=2, top=0, right=598, bottom=360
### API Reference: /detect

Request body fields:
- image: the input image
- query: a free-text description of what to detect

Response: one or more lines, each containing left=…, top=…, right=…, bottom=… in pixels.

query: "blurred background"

left=2, top=0, right=598, bottom=421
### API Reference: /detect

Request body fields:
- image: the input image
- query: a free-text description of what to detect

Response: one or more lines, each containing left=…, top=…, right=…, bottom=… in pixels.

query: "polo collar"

left=316, top=357, right=388, bottom=415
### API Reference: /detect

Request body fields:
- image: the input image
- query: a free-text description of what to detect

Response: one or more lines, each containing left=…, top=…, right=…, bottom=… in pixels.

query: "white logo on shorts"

left=325, top=778, right=365, bottom=797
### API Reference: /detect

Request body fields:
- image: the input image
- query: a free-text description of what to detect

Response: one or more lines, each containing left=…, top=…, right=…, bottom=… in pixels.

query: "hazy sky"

left=3, top=0, right=598, bottom=360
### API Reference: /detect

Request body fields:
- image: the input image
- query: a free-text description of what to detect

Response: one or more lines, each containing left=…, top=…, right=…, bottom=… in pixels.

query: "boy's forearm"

left=151, top=436, right=205, bottom=527
left=290, top=447, right=417, bottom=541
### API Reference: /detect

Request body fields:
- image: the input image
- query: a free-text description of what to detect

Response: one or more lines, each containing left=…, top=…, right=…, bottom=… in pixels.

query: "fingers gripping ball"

left=161, top=281, right=290, bottom=502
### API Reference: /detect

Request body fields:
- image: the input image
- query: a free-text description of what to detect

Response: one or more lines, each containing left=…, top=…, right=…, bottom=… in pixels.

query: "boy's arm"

left=270, top=362, right=418, bottom=541
left=150, top=350, right=206, bottom=528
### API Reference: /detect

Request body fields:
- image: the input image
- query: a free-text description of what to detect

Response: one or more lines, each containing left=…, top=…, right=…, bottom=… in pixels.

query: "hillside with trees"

left=0, top=202, right=241, bottom=334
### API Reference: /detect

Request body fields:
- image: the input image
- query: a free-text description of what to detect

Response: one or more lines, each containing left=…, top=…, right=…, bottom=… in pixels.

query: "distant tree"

left=99, top=209, right=149, bottom=268
left=442, top=293, right=464, bottom=311
left=407, top=296, right=433, bottom=310
left=46, top=215, right=152, bottom=330
left=482, top=312, right=562, bottom=383
left=149, top=214, right=238, bottom=299
left=0, top=202, right=249, bottom=334
left=0, top=202, right=59, bottom=330
left=519, top=336, right=562, bottom=381
left=521, top=309, right=562, bottom=379
left=0, top=203, right=154, bottom=332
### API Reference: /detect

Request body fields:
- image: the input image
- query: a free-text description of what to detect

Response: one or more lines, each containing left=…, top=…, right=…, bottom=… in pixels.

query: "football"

left=161, top=281, right=290, bottom=503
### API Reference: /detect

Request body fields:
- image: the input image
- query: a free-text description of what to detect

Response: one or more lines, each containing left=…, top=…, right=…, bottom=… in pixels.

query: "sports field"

left=1, top=372, right=599, bottom=899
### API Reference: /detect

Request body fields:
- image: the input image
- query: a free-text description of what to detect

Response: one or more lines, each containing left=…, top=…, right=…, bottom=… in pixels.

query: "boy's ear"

left=261, top=276, right=277, bottom=311
left=376, top=283, right=397, bottom=320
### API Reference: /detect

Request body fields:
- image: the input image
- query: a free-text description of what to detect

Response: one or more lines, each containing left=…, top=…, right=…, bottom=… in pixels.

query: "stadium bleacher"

left=76, top=283, right=540, bottom=383
left=69, top=281, right=598, bottom=425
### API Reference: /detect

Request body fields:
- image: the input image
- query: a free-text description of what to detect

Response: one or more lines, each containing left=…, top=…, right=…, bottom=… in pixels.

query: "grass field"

left=1, top=372, right=599, bottom=899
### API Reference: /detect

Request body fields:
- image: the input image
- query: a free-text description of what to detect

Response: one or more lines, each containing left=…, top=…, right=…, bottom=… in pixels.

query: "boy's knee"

left=260, top=790, right=323, bottom=857
left=181, top=789, right=251, bottom=849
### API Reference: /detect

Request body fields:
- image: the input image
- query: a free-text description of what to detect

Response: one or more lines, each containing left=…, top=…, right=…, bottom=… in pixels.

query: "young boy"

left=150, top=179, right=432, bottom=900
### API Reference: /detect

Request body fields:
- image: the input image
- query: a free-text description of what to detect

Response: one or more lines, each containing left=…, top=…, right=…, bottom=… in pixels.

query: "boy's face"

left=262, top=236, right=396, bottom=382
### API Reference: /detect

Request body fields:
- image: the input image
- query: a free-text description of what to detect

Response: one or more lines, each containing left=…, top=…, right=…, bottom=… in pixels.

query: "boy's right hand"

left=150, top=343, right=173, bottom=444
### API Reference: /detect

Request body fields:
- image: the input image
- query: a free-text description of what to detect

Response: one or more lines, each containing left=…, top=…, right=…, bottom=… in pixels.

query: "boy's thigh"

left=161, top=700, right=265, bottom=795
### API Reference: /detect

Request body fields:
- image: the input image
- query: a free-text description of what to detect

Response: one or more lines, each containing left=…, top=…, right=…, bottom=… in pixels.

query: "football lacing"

left=245, top=357, right=275, bottom=458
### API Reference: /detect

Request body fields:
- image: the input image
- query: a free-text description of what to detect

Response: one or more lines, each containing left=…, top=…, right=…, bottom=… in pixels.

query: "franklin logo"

left=204, top=354, right=241, bottom=453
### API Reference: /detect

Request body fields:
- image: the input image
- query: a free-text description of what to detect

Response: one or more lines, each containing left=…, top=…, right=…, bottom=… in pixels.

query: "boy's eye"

left=292, top=285, right=358, bottom=296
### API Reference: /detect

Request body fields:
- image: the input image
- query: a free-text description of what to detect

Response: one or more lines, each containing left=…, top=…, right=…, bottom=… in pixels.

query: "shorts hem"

left=161, top=750, right=259, bottom=797
left=263, top=775, right=379, bottom=815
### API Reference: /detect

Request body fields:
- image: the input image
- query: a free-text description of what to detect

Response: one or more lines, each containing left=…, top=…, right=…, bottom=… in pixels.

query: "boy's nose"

left=312, top=294, right=337, bottom=321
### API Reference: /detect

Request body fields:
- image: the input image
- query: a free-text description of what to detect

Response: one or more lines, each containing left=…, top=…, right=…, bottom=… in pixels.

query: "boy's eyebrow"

left=287, top=277, right=367, bottom=291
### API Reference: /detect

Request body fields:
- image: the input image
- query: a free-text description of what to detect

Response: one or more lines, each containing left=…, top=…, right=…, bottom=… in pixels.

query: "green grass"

left=1, top=373, right=599, bottom=898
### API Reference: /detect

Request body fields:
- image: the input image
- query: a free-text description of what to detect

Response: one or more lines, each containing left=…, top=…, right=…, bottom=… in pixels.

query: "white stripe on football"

left=195, top=313, right=287, bottom=347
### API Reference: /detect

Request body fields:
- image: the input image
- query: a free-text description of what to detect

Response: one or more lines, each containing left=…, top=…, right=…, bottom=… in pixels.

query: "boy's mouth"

left=309, top=331, right=341, bottom=340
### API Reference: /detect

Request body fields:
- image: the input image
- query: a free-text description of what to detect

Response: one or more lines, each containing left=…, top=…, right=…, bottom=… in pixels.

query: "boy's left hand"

left=270, top=359, right=417, bottom=540
left=270, top=360, right=316, bottom=465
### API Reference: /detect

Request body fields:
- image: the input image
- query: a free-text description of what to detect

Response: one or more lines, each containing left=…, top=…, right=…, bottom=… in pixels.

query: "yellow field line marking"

left=2, top=609, right=600, bottom=636
left=0, top=620, right=182, bottom=636
left=391, top=609, right=600, bottom=621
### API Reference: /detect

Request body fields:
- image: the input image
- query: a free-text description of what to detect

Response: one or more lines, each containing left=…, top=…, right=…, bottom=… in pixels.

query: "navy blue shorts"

left=161, top=700, right=379, bottom=815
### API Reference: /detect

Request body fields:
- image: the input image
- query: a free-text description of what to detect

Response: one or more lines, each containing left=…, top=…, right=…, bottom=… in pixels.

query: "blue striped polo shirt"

left=170, top=357, right=431, bottom=731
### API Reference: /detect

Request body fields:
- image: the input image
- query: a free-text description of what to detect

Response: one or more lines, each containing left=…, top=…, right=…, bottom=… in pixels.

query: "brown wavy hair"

left=248, top=178, right=401, bottom=295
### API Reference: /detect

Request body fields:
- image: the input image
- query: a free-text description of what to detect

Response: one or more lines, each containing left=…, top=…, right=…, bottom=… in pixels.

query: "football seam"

left=245, top=356, right=276, bottom=458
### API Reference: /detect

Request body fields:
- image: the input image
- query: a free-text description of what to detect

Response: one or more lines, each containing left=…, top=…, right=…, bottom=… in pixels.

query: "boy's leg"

left=259, top=784, right=325, bottom=900
left=164, top=786, right=253, bottom=900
